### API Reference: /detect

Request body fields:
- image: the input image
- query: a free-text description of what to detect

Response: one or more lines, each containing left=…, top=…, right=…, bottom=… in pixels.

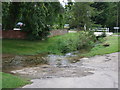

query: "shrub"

left=55, top=31, right=96, bottom=54
left=96, top=31, right=106, bottom=40
left=77, top=31, right=96, bottom=49
left=101, top=31, right=106, bottom=37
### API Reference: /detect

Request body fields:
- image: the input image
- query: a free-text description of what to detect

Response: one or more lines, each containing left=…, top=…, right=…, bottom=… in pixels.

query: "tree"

left=91, top=2, right=119, bottom=31
left=118, top=2, right=120, bottom=30
left=67, top=2, right=95, bottom=30
left=2, top=2, right=22, bottom=30
left=0, top=2, right=2, bottom=24
left=2, top=2, right=63, bottom=39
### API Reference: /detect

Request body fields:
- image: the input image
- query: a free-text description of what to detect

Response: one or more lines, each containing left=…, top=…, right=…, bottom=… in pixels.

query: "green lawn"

left=81, top=36, right=119, bottom=57
left=113, top=32, right=120, bottom=35
left=0, top=72, right=1, bottom=89
left=2, top=34, right=119, bottom=56
left=2, top=33, right=79, bottom=55
left=0, top=72, right=30, bottom=88
left=2, top=36, right=60, bottom=55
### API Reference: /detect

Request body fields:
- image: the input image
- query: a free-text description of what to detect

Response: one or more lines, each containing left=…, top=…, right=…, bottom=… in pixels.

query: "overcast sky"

left=59, top=0, right=75, bottom=7
left=59, top=0, right=68, bottom=7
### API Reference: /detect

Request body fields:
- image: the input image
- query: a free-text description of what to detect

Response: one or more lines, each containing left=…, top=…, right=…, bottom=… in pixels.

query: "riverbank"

left=80, top=35, right=119, bottom=57
left=2, top=32, right=96, bottom=55
left=3, top=33, right=119, bottom=56
left=2, top=33, right=77, bottom=55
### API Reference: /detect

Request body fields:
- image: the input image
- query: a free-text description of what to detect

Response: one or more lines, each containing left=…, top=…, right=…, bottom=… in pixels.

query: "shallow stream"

left=2, top=51, right=93, bottom=79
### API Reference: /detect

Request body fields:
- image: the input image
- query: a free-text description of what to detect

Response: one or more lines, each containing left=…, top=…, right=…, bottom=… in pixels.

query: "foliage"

left=65, top=2, right=95, bottom=30
left=55, top=33, right=79, bottom=53
left=101, top=31, right=106, bottom=37
left=2, top=33, right=119, bottom=57
left=2, top=2, right=119, bottom=34
left=2, top=34, right=69, bottom=55
left=2, top=2, right=64, bottom=39
left=2, top=2, right=22, bottom=30
left=1, top=72, right=30, bottom=88
left=118, top=2, right=120, bottom=29
left=55, top=31, right=96, bottom=54
left=0, top=2, right=2, bottom=24
left=91, top=2, right=119, bottom=31
left=81, top=36, right=119, bottom=57
left=64, top=2, right=119, bottom=31
left=3, top=32, right=95, bottom=55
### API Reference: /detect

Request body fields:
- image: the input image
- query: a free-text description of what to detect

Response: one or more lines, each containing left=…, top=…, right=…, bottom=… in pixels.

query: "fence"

left=1, top=29, right=68, bottom=39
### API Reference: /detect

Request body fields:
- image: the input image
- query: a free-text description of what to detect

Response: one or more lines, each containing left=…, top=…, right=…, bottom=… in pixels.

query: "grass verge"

left=2, top=36, right=61, bottom=55
left=80, top=36, right=119, bottom=57
left=2, top=33, right=80, bottom=55
left=3, top=33, right=119, bottom=56
left=0, top=72, right=30, bottom=88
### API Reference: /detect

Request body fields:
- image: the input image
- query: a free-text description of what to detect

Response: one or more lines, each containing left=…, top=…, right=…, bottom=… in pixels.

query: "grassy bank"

left=0, top=72, right=30, bottom=88
left=81, top=36, right=119, bottom=57
left=113, top=33, right=120, bottom=35
left=3, top=33, right=119, bottom=56
left=2, top=35, right=65, bottom=55
left=3, top=32, right=95, bottom=55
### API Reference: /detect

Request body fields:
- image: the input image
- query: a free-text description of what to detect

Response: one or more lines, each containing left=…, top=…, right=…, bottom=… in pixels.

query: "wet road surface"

left=11, top=52, right=118, bottom=88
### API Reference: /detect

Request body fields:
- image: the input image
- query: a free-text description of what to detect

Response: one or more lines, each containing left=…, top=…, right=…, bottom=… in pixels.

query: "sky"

left=59, top=0, right=68, bottom=7
left=59, top=0, right=75, bottom=7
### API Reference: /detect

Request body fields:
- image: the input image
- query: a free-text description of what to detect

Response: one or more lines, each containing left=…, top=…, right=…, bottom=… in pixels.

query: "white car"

left=64, top=24, right=69, bottom=29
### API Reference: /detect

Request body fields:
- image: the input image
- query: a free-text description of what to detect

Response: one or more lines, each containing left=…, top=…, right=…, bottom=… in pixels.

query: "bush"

left=96, top=31, right=106, bottom=40
left=101, top=31, right=106, bottom=37
left=55, top=31, right=96, bottom=54
left=77, top=31, right=96, bottom=49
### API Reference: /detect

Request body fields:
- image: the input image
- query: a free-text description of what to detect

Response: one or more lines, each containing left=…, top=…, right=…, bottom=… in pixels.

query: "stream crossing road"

left=19, top=52, right=119, bottom=88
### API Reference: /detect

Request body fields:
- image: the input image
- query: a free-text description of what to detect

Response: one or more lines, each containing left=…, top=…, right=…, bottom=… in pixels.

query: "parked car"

left=13, top=22, right=25, bottom=30
left=64, top=24, right=69, bottom=29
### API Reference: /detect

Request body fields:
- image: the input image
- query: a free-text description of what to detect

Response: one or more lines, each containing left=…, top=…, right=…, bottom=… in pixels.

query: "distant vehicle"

left=13, top=28, right=21, bottom=30
left=64, top=24, right=69, bottom=29
left=91, top=28, right=109, bottom=32
left=114, top=27, right=119, bottom=29
left=13, top=22, right=25, bottom=30
left=16, top=22, right=24, bottom=27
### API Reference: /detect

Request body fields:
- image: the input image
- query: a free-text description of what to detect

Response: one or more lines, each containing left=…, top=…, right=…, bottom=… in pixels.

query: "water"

left=2, top=53, right=47, bottom=72
left=3, top=51, right=93, bottom=79
left=47, top=55, right=70, bottom=67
